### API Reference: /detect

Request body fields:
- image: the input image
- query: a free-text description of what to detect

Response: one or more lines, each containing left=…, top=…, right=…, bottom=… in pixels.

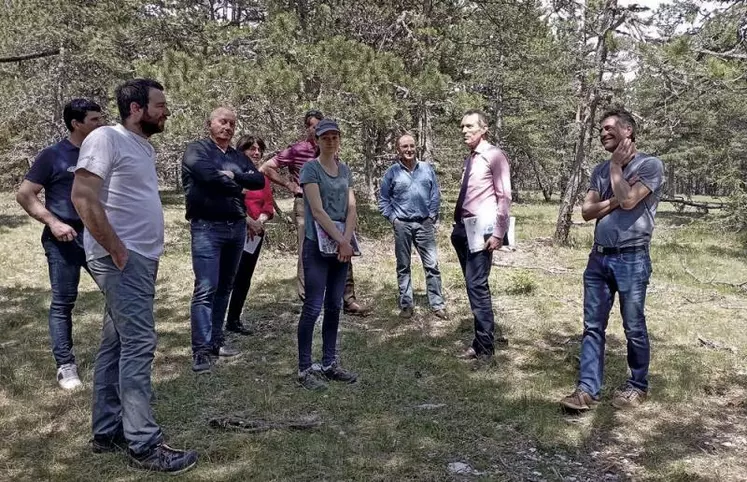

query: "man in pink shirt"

left=259, top=111, right=368, bottom=316
left=451, top=109, right=512, bottom=362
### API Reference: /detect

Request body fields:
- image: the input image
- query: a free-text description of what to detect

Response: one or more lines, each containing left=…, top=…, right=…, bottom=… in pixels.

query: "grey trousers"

left=393, top=218, right=445, bottom=310
left=88, top=251, right=163, bottom=455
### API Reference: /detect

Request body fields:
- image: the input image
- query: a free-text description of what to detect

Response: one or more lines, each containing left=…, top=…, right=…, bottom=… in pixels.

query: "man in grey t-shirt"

left=560, top=108, right=664, bottom=412
left=72, top=79, right=197, bottom=474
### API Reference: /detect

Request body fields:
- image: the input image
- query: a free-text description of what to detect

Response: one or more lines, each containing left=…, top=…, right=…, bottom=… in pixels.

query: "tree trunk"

left=416, top=102, right=434, bottom=163
left=554, top=0, right=620, bottom=245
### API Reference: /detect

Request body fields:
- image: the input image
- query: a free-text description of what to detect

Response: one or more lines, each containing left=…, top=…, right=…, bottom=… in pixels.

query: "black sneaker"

left=192, top=353, right=212, bottom=374
left=298, top=368, right=328, bottom=391
left=225, top=320, right=253, bottom=336
left=212, top=343, right=240, bottom=358
left=129, top=443, right=198, bottom=474
left=322, top=362, right=358, bottom=384
left=91, top=429, right=127, bottom=454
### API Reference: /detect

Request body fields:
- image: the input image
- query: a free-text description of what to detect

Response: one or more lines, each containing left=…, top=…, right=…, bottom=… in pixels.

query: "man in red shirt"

left=260, top=110, right=368, bottom=316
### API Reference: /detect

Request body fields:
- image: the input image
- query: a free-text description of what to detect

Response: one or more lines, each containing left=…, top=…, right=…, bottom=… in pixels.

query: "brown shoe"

left=432, top=309, right=448, bottom=320
left=344, top=301, right=370, bottom=317
left=399, top=307, right=413, bottom=319
left=457, top=347, right=478, bottom=360
left=611, top=384, right=648, bottom=409
left=560, top=388, right=599, bottom=411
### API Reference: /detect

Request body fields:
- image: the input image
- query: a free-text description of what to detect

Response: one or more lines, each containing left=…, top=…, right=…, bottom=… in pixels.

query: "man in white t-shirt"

left=72, top=79, right=197, bottom=474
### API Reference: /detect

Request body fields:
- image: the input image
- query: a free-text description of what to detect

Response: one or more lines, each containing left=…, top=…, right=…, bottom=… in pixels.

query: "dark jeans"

left=226, top=235, right=264, bottom=326
left=578, top=248, right=652, bottom=398
left=451, top=224, right=496, bottom=356
left=88, top=251, right=163, bottom=455
left=189, top=219, right=246, bottom=356
left=393, top=218, right=445, bottom=310
left=295, top=197, right=358, bottom=305
left=297, top=238, right=349, bottom=371
left=42, top=225, right=87, bottom=367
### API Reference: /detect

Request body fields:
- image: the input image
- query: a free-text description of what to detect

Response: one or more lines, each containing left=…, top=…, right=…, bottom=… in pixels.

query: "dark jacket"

left=182, top=138, right=266, bottom=221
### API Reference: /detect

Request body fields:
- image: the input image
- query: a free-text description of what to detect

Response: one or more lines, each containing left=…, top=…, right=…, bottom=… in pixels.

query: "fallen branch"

left=661, top=197, right=724, bottom=210
left=0, top=48, right=60, bottom=63
left=209, top=414, right=322, bottom=433
left=679, top=258, right=747, bottom=291
left=492, top=261, right=571, bottom=275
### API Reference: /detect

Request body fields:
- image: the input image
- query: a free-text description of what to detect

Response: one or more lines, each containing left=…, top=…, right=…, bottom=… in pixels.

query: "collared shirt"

left=76, top=124, right=164, bottom=261
left=590, top=152, right=665, bottom=248
left=181, top=138, right=266, bottom=221
left=378, top=159, right=440, bottom=222
left=458, top=139, right=512, bottom=238
left=25, top=139, right=81, bottom=224
left=274, top=139, right=317, bottom=185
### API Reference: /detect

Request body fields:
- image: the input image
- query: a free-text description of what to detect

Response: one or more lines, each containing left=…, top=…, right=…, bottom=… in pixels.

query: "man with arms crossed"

left=561, top=108, right=664, bottom=411
left=16, top=98, right=104, bottom=389
left=72, top=79, right=198, bottom=473
left=182, top=107, right=266, bottom=373
left=379, top=133, right=446, bottom=319
left=259, top=110, right=368, bottom=315
left=452, top=109, right=511, bottom=363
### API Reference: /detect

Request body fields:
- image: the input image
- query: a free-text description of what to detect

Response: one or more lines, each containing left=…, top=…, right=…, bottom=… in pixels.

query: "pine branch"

left=0, top=48, right=60, bottom=63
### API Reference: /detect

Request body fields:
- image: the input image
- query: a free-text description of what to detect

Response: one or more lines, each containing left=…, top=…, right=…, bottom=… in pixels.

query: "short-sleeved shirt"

left=589, top=152, right=665, bottom=248
left=76, top=124, right=165, bottom=261
left=299, top=159, right=353, bottom=241
left=25, top=139, right=81, bottom=224
left=274, top=139, right=317, bottom=185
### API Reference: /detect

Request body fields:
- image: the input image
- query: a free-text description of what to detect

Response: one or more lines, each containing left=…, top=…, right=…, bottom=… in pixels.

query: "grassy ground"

left=1, top=190, right=746, bottom=481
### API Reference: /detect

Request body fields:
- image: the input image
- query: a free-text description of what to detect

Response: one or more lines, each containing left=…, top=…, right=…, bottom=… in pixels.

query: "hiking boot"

left=225, top=320, right=253, bottom=336
left=433, top=308, right=448, bottom=320
left=322, top=362, right=358, bottom=384
left=192, top=353, right=212, bottom=374
left=298, top=368, right=328, bottom=391
left=57, top=363, right=82, bottom=390
left=212, top=343, right=240, bottom=358
left=399, top=307, right=414, bottom=319
left=560, top=388, right=599, bottom=411
left=91, top=428, right=127, bottom=454
left=344, top=301, right=370, bottom=317
left=128, top=443, right=198, bottom=475
left=612, top=384, right=648, bottom=409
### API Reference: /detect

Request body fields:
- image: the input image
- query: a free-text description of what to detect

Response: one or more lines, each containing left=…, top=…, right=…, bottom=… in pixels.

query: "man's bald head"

left=207, top=107, right=237, bottom=147
left=396, top=133, right=417, bottom=164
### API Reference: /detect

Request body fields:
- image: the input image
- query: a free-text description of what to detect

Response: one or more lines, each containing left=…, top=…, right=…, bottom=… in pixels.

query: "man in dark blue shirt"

left=182, top=107, right=266, bottom=373
left=379, top=134, right=446, bottom=319
left=16, top=98, right=104, bottom=390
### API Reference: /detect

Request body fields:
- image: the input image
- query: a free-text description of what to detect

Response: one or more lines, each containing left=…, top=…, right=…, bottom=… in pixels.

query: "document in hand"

left=244, top=234, right=262, bottom=254
left=463, top=208, right=496, bottom=253
left=314, top=221, right=362, bottom=257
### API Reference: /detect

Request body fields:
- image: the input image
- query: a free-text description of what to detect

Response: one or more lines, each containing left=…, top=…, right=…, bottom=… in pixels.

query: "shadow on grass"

left=0, top=212, right=29, bottom=233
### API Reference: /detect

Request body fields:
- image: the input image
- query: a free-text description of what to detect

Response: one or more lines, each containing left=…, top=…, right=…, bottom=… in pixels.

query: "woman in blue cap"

left=296, top=118, right=359, bottom=390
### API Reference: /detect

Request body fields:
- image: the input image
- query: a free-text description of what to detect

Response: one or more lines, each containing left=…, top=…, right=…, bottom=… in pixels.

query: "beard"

left=140, top=111, right=165, bottom=137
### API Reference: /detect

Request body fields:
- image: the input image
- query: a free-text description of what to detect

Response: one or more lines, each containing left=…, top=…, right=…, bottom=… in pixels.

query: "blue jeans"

left=190, top=219, right=246, bottom=356
left=42, top=224, right=87, bottom=367
left=88, top=251, right=163, bottom=455
left=393, top=218, right=445, bottom=310
left=297, top=238, right=349, bottom=372
left=578, top=248, right=652, bottom=398
left=450, top=224, right=496, bottom=355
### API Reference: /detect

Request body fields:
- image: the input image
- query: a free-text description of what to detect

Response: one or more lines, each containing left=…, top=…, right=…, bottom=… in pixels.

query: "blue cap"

left=315, top=119, right=340, bottom=137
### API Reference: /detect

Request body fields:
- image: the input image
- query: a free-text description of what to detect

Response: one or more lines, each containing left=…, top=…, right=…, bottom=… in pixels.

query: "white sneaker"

left=56, top=363, right=82, bottom=390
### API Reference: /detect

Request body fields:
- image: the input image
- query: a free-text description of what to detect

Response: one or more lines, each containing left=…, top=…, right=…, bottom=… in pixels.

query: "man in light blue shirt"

left=379, top=134, right=446, bottom=319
